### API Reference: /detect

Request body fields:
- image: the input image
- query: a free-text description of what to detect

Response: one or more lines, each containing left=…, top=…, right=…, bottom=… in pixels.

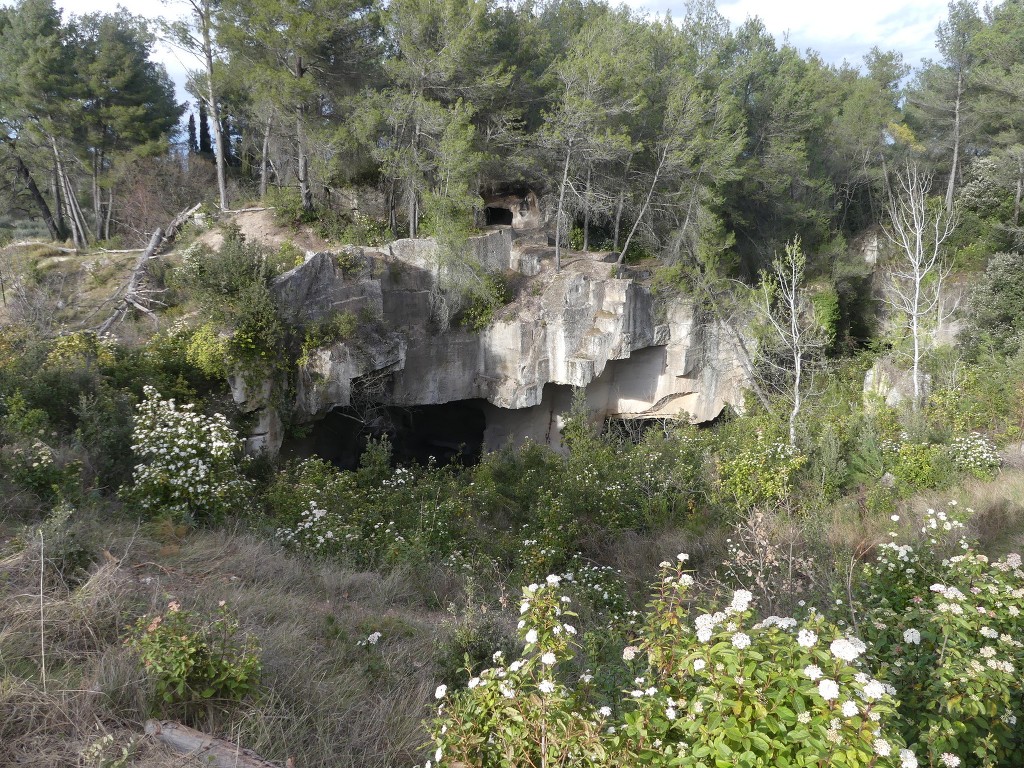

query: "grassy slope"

left=3, top=469, right=1024, bottom=766
left=0, top=498, right=455, bottom=767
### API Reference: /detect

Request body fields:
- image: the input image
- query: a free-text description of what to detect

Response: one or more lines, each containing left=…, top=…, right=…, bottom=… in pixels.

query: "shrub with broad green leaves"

left=855, top=504, right=1024, bottom=768
left=126, top=599, right=260, bottom=720
left=425, top=559, right=913, bottom=768
left=716, top=433, right=807, bottom=511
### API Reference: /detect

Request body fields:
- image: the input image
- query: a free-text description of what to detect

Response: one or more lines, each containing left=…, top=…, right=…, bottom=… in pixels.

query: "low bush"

left=126, top=599, right=261, bottom=721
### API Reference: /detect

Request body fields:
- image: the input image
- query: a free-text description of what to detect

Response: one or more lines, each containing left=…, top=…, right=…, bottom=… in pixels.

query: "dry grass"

left=0, top=511, right=455, bottom=768
left=5, top=468, right=1022, bottom=766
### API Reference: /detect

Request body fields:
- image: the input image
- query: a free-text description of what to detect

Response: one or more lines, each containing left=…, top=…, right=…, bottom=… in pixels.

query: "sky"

left=627, top=0, right=954, bottom=66
left=42, top=0, right=963, bottom=111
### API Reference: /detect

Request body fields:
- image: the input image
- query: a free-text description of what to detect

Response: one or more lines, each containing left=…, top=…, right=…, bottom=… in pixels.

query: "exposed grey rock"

left=234, top=229, right=753, bottom=456
left=864, top=358, right=930, bottom=407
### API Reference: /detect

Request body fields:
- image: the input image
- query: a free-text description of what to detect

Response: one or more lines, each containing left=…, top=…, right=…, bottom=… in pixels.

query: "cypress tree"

left=198, top=100, right=213, bottom=155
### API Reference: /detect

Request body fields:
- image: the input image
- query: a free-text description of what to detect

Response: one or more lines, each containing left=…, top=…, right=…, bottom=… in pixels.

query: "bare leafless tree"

left=882, top=162, right=958, bottom=411
left=755, top=237, right=827, bottom=447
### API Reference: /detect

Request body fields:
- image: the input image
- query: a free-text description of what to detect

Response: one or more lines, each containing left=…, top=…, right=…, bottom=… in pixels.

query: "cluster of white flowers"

left=694, top=611, right=726, bottom=643
left=829, top=636, right=866, bottom=662
left=731, top=632, right=751, bottom=649
left=357, top=631, right=382, bottom=647
left=817, top=679, right=840, bottom=701
left=947, top=432, right=1000, bottom=475
left=381, top=466, right=414, bottom=488
left=728, top=589, right=754, bottom=614
left=17, top=438, right=55, bottom=469
left=128, top=386, right=250, bottom=518
left=920, top=502, right=968, bottom=546
left=796, top=629, right=818, bottom=648
left=753, top=616, right=798, bottom=630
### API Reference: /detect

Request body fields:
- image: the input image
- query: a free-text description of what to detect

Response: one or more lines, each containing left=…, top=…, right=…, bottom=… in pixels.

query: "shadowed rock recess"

left=233, top=228, right=751, bottom=461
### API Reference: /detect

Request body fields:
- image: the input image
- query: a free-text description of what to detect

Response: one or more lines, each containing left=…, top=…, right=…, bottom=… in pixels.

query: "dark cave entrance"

left=285, top=400, right=488, bottom=470
left=484, top=206, right=513, bottom=226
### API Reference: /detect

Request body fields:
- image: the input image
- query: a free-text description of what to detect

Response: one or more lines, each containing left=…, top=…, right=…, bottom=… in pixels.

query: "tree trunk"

left=612, top=154, right=633, bottom=251
left=103, top=187, right=114, bottom=241
left=911, top=264, right=923, bottom=411
left=387, top=179, right=397, bottom=236
left=944, top=70, right=963, bottom=215
left=408, top=120, right=421, bottom=237
left=92, top=152, right=102, bottom=240
left=8, top=146, right=63, bottom=241
left=554, top=143, right=572, bottom=273
left=790, top=348, right=801, bottom=448
left=612, top=190, right=624, bottom=250
left=52, top=161, right=65, bottom=235
left=618, top=148, right=667, bottom=266
left=53, top=139, right=88, bottom=250
left=201, top=5, right=228, bottom=211
left=260, top=112, right=273, bottom=199
left=296, top=113, right=312, bottom=212
left=144, top=720, right=283, bottom=768
left=582, top=163, right=591, bottom=251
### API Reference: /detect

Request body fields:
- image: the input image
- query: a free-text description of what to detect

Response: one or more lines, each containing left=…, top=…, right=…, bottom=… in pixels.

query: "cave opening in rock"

left=484, top=206, right=513, bottom=226
left=283, top=400, right=488, bottom=470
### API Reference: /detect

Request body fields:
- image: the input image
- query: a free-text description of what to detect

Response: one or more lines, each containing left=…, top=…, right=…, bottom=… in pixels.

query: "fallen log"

left=97, top=228, right=163, bottom=334
left=144, top=719, right=284, bottom=768
left=164, top=202, right=203, bottom=245
left=93, top=201, right=200, bottom=334
left=5, top=240, right=78, bottom=253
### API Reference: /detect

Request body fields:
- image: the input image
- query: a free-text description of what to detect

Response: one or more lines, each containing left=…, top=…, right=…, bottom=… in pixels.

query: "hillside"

left=4, top=0, right=1024, bottom=765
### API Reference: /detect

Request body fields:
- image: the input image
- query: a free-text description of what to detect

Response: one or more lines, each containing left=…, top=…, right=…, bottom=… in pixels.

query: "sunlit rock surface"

left=237, top=228, right=751, bottom=456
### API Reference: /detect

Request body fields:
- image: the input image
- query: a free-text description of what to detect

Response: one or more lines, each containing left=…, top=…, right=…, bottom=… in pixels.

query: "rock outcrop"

left=236, top=228, right=752, bottom=456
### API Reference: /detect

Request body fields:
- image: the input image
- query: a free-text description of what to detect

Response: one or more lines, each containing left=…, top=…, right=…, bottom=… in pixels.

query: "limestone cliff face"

left=236, top=229, right=751, bottom=455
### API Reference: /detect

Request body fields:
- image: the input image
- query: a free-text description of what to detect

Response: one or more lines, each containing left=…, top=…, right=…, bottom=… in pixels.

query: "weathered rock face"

left=237, top=229, right=752, bottom=456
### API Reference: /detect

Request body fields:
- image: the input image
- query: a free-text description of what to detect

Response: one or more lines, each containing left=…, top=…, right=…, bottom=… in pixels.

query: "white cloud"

left=622, top=0, right=964, bottom=68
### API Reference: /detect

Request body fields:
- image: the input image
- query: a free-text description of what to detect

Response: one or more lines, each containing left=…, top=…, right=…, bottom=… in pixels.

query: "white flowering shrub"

left=277, top=499, right=418, bottom=566
left=617, top=560, right=906, bottom=767
left=123, top=387, right=251, bottom=522
left=275, top=457, right=474, bottom=569
left=856, top=503, right=1024, bottom=768
left=946, top=433, right=1001, bottom=479
left=426, top=577, right=607, bottom=768
left=425, top=560, right=912, bottom=768
left=7, top=436, right=80, bottom=500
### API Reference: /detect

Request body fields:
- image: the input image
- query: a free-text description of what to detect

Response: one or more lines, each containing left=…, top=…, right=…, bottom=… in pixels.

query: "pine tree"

left=188, top=113, right=198, bottom=154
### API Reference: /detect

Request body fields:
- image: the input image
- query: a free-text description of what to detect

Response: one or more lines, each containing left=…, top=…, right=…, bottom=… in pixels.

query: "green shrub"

left=429, top=562, right=911, bottom=768
left=959, top=252, right=1024, bottom=355
left=184, top=323, right=230, bottom=379
left=458, top=272, right=511, bottom=331
left=716, top=432, right=807, bottom=512
left=265, top=186, right=317, bottom=226
left=856, top=503, right=1024, bottom=768
left=298, top=312, right=359, bottom=366
left=126, top=599, right=261, bottom=720
left=890, top=442, right=951, bottom=494
left=336, top=212, right=392, bottom=247
left=172, top=233, right=287, bottom=384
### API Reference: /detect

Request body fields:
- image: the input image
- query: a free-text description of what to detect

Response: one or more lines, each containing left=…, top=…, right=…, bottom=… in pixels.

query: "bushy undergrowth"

left=126, top=599, right=261, bottom=721
left=427, top=508, right=1024, bottom=768
left=4, top=240, right=1024, bottom=767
